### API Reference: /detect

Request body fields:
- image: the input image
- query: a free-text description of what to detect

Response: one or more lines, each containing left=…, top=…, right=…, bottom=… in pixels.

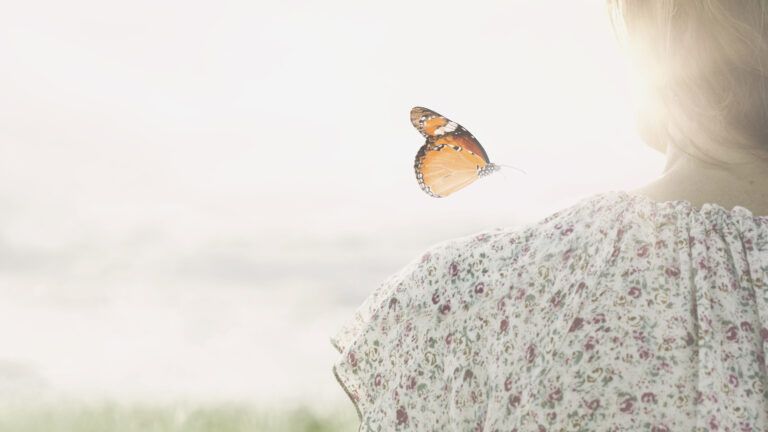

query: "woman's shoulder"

left=423, top=190, right=631, bottom=266
left=329, top=191, right=635, bottom=423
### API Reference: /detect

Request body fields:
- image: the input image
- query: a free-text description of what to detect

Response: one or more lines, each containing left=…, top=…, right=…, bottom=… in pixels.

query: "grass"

left=0, top=401, right=359, bottom=432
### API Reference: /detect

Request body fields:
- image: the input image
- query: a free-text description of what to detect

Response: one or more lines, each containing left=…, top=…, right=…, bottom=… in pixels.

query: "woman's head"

left=607, top=0, right=768, bottom=165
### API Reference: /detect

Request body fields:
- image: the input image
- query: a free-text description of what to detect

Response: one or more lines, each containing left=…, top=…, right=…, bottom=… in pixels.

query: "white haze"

left=0, top=0, right=662, bottom=410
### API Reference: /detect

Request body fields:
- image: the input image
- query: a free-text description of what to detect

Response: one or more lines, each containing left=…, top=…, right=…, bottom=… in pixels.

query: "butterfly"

left=411, top=106, right=523, bottom=198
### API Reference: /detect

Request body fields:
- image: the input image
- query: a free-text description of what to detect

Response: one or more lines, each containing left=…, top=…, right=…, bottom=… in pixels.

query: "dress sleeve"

left=329, top=239, right=448, bottom=422
left=329, top=228, right=531, bottom=430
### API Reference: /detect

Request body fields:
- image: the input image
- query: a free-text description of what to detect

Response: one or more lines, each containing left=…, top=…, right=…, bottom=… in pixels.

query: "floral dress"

left=330, top=190, right=768, bottom=431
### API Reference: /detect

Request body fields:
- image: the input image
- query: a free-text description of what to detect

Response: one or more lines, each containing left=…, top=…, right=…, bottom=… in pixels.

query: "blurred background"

left=0, top=0, right=663, bottom=430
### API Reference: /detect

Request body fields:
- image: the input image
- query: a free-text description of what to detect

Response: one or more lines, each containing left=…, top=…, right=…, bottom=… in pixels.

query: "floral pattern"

left=330, top=190, right=768, bottom=431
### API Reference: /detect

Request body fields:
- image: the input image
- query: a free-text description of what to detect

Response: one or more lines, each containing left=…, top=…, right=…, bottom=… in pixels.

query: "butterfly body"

left=411, top=106, right=498, bottom=198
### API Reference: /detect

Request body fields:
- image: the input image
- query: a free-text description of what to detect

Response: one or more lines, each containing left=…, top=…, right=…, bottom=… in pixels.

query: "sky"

left=0, top=0, right=664, bottom=411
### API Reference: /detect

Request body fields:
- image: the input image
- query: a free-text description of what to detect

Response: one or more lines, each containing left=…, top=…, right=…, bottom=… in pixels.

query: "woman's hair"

left=607, top=0, right=768, bottom=165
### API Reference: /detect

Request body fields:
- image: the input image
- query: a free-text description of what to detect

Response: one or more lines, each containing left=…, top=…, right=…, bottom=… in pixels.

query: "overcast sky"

left=0, top=0, right=663, bottom=410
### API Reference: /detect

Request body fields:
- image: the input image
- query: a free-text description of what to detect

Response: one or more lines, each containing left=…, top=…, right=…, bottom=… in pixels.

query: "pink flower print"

left=641, top=392, right=657, bottom=404
left=636, top=244, right=649, bottom=257
left=474, top=282, right=485, bottom=294
left=475, top=233, right=490, bottom=242
left=726, top=325, right=739, bottom=341
left=406, top=375, right=416, bottom=390
left=439, top=301, right=451, bottom=315
left=500, top=318, right=509, bottom=333
left=374, top=373, right=382, bottom=387
left=651, top=425, right=670, bottom=432
left=526, top=344, right=537, bottom=363
left=548, top=388, right=562, bottom=402
left=619, top=397, right=634, bottom=413
left=665, top=266, right=680, bottom=278
left=504, top=376, right=513, bottom=392
left=760, top=327, right=768, bottom=341
left=496, top=298, right=506, bottom=311
left=431, top=291, right=440, bottom=305
left=638, top=348, right=652, bottom=360
left=592, top=313, right=606, bottom=324
left=445, top=333, right=453, bottom=346
left=420, top=252, right=431, bottom=263
left=515, top=288, right=526, bottom=301
left=560, top=226, right=574, bottom=236
left=740, top=321, right=753, bottom=332
left=698, top=257, right=711, bottom=272
left=348, top=351, right=358, bottom=368
left=729, top=374, right=739, bottom=387
left=509, top=393, right=521, bottom=407
left=709, top=416, right=719, bottom=430
left=569, top=317, right=585, bottom=332
left=584, top=336, right=596, bottom=351
left=632, top=330, right=646, bottom=343
left=562, top=248, right=573, bottom=261
left=448, top=261, right=460, bottom=277
left=396, top=406, right=408, bottom=426
left=655, top=239, right=666, bottom=249
left=585, top=399, right=600, bottom=410
left=628, top=286, right=641, bottom=298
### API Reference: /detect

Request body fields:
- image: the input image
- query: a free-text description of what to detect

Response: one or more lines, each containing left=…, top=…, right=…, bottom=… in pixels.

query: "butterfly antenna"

left=497, top=163, right=527, bottom=175
left=499, top=167, right=509, bottom=182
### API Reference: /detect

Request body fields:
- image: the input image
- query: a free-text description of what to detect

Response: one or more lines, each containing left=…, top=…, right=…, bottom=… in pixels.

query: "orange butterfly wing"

left=415, top=143, right=486, bottom=197
left=411, top=106, right=497, bottom=197
left=410, top=106, right=490, bottom=163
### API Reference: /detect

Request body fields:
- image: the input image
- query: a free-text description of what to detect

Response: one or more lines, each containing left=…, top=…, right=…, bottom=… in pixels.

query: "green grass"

left=0, top=401, right=359, bottom=432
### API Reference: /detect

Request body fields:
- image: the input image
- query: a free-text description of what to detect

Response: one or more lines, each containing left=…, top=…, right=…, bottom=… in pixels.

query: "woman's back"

left=332, top=190, right=768, bottom=430
left=331, top=1, right=768, bottom=427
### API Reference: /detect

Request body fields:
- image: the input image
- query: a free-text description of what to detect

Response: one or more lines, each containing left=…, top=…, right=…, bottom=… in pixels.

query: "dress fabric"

left=330, top=190, right=768, bottom=431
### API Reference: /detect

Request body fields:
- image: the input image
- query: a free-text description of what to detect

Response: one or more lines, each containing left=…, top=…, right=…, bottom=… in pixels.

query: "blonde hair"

left=607, top=0, right=768, bottom=165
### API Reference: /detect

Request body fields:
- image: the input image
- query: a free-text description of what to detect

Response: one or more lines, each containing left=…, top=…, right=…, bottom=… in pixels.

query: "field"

left=0, top=402, right=359, bottom=432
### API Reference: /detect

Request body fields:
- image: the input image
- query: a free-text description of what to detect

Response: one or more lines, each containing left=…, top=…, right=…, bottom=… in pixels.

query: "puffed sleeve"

left=329, top=227, right=535, bottom=431
left=329, top=238, right=451, bottom=423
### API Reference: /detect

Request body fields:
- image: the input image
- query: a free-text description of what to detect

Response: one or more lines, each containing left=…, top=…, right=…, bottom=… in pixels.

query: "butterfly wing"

left=414, top=142, right=487, bottom=198
left=411, top=106, right=496, bottom=197
left=410, top=106, right=491, bottom=163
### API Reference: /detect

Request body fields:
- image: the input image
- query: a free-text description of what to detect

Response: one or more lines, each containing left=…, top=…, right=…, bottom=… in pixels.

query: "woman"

left=331, top=1, right=768, bottom=430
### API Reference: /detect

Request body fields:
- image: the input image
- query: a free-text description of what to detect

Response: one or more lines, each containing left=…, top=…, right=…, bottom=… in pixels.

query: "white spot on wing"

left=434, top=121, right=458, bottom=136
